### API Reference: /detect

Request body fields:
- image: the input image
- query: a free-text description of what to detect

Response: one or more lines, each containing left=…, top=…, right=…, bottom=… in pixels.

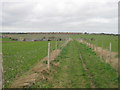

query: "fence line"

left=109, top=42, right=112, bottom=61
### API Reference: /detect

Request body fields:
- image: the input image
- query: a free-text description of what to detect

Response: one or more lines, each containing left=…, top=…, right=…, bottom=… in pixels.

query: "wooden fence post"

left=102, top=41, right=103, bottom=49
left=89, top=42, right=90, bottom=47
left=96, top=42, right=98, bottom=51
left=93, top=44, right=94, bottom=50
left=102, top=41, right=104, bottom=58
left=109, top=42, right=112, bottom=60
left=56, top=40, right=57, bottom=50
left=48, top=42, right=50, bottom=69
left=95, top=42, right=97, bottom=51
left=109, top=42, right=112, bottom=52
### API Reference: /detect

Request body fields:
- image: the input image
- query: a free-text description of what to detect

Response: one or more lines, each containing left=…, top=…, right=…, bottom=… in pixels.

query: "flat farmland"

left=1, top=33, right=119, bottom=88
left=4, top=34, right=118, bottom=52
left=31, top=41, right=118, bottom=88
left=2, top=40, right=56, bottom=87
left=71, top=34, right=118, bottom=52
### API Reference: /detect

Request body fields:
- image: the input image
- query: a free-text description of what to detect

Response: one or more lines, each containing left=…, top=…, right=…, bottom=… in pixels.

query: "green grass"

left=2, top=34, right=118, bottom=88
left=79, top=42, right=118, bottom=88
left=2, top=37, right=16, bottom=41
left=31, top=41, right=90, bottom=88
left=2, top=34, right=118, bottom=52
left=31, top=40, right=118, bottom=88
left=3, top=41, right=56, bottom=87
left=71, top=34, right=118, bottom=52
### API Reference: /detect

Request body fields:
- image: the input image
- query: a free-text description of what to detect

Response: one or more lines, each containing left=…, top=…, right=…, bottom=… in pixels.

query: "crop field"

left=2, top=38, right=61, bottom=87
left=1, top=33, right=119, bottom=88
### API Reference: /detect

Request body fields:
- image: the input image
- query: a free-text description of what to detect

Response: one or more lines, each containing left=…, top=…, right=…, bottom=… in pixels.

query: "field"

left=71, top=34, right=118, bottom=52
left=1, top=33, right=119, bottom=88
left=2, top=39, right=58, bottom=87
left=31, top=41, right=118, bottom=88
left=3, top=33, right=118, bottom=52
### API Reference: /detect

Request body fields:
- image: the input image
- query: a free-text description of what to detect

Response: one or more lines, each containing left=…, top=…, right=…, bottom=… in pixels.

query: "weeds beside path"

left=77, top=39, right=118, bottom=70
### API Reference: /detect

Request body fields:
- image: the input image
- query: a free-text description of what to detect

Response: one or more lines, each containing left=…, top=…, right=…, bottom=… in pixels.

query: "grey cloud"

left=1, top=0, right=118, bottom=33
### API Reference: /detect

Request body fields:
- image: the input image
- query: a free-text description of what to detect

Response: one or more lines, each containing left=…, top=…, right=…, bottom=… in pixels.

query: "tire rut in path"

left=80, top=54, right=96, bottom=88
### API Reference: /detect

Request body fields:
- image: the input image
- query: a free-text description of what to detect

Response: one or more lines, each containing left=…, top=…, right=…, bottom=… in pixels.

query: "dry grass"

left=10, top=49, right=61, bottom=88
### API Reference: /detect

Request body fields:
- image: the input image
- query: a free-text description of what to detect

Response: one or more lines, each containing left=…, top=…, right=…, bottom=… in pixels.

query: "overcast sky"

left=0, top=0, right=119, bottom=33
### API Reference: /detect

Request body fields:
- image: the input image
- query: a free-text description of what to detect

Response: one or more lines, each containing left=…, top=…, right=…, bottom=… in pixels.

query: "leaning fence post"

left=48, top=42, right=50, bottom=69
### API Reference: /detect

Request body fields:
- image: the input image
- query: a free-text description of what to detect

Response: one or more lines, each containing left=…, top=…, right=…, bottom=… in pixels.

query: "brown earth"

left=77, top=40, right=118, bottom=70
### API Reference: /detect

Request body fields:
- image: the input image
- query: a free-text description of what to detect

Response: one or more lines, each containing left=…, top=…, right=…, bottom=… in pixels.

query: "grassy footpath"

left=31, top=40, right=118, bottom=88
left=31, top=40, right=90, bottom=88
left=78, top=42, right=118, bottom=88
left=51, top=40, right=91, bottom=88
left=3, top=41, right=56, bottom=87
